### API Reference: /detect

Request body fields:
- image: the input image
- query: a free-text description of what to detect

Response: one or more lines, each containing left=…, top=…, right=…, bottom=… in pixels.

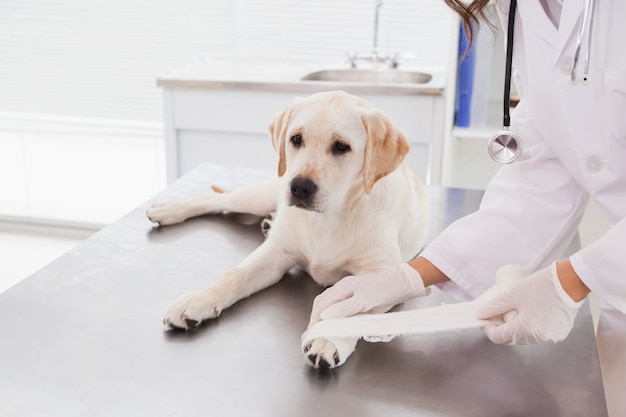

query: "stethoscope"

left=487, top=0, right=596, bottom=164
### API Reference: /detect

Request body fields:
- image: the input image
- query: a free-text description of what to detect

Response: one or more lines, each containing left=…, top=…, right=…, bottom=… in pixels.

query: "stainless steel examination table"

left=0, top=163, right=607, bottom=416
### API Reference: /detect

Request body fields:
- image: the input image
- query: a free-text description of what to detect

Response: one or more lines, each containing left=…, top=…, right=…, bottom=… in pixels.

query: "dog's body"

left=147, top=90, right=429, bottom=368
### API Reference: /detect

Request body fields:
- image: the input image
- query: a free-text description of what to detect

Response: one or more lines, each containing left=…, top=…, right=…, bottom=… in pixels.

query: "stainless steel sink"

left=301, top=69, right=432, bottom=84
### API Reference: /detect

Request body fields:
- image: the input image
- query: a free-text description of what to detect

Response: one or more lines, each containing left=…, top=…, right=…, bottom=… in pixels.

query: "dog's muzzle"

left=289, top=176, right=318, bottom=210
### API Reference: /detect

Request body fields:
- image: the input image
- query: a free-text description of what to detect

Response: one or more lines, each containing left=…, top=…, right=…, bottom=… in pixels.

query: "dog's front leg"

left=163, top=242, right=293, bottom=330
left=148, top=176, right=280, bottom=226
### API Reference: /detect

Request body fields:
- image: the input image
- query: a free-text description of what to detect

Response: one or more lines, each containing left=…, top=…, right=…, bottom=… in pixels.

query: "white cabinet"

left=160, top=81, right=446, bottom=185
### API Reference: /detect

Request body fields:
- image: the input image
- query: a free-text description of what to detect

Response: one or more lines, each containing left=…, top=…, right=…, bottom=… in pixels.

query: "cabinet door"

left=178, top=130, right=278, bottom=176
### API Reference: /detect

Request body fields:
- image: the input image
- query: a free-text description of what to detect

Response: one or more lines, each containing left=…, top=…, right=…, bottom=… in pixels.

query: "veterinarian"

left=309, top=0, right=625, bottom=415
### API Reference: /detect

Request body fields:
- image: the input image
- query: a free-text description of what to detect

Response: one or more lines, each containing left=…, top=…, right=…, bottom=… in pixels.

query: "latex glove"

left=309, top=263, right=430, bottom=327
left=476, top=263, right=584, bottom=345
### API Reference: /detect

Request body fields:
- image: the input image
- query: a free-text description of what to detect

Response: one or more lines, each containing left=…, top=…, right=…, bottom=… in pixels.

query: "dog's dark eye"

left=332, top=141, right=351, bottom=155
left=290, top=134, right=303, bottom=148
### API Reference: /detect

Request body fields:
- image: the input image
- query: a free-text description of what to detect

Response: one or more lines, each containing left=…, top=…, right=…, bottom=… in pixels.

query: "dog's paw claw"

left=318, top=358, right=332, bottom=369
left=163, top=319, right=187, bottom=331
left=303, top=337, right=357, bottom=369
left=146, top=201, right=189, bottom=226
left=305, top=339, right=338, bottom=369
left=183, top=317, right=200, bottom=328
left=147, top=210, right=161, bottom=227
left=163, top=289, right=223, bottom=331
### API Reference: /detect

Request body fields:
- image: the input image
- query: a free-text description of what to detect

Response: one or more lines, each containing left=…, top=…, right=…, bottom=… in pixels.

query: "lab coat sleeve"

left=421, top=117, right=588, bottom=301
left=570, top=219, right=626, bottom=313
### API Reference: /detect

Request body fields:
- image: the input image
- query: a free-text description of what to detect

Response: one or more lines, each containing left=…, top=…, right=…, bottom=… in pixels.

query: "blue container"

left=456, top=22, right=476, bottom=128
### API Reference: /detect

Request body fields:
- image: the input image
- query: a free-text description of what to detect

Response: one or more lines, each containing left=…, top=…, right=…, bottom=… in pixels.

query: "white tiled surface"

left=0, top=222, right=93, bottom=293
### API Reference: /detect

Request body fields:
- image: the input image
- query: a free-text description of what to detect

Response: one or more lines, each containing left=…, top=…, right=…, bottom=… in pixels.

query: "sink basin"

left=301, top=69, right=432, bottom=84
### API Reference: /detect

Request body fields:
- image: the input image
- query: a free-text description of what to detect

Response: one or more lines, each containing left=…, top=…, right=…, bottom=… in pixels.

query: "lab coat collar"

left=517, top=0, right=557, bottom=43
left=515, top=0, right=585, bottom=64
left=556, top=0, right=586, bottom=54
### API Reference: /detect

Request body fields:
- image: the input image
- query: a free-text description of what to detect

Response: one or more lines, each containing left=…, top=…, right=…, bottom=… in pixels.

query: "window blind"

left=0, top=0, right=454, bottom=123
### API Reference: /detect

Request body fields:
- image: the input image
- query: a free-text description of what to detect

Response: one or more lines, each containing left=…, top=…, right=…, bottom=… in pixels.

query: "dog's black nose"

left=290, top=177, right=318, bottom=201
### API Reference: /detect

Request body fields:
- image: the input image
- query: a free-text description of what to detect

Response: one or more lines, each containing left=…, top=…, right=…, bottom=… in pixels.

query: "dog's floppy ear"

left=361, top=111, right=410, bottom=194
left=268, top=105, right=294, bottom=177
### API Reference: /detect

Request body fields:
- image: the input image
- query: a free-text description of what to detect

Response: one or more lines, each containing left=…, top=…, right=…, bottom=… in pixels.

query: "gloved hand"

left=308, top=263, right=430, bottom=327
left=476, top=262, right=585, bottom=345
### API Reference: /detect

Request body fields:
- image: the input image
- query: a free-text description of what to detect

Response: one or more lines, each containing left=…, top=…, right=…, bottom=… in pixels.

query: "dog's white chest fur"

left=268, top=201, right=407, bottom=287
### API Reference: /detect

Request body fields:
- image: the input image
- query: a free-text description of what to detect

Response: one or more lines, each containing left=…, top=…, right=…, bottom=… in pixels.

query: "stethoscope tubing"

left=488, top=0, right=595, bottom=164
left=488, top=0, right=522, bottom=164
left=502, top=0, right=517, bottom=129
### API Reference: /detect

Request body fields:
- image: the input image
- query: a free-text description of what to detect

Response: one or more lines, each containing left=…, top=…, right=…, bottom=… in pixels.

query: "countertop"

left=0, top=164, right=607, bottom=416
left=156, top=59, right=446, bottom=96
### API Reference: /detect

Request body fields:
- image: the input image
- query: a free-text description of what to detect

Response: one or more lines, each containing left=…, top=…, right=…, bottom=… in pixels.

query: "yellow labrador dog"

left=147, top=90, right=429, bottom=369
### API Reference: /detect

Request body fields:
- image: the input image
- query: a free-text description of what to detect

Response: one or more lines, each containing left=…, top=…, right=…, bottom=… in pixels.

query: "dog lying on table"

left=147, top=90, right=430, bottom=369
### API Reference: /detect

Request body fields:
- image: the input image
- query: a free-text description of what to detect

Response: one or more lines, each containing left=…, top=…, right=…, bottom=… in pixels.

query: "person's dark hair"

left=443, top=0, right=492, bottom=46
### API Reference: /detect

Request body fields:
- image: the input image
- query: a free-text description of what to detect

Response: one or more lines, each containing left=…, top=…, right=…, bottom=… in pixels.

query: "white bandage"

left=302, top=297, right=502, bottom=346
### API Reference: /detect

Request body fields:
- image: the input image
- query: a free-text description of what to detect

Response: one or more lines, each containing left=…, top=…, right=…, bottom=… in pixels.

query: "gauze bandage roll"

left=302, top=297, right=502, bottom=346
left=302, top=265, right=526, bottom=346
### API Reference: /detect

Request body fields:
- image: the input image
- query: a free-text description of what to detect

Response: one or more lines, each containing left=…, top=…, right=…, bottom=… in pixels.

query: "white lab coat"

left=421, top=0, right=626, bottom=415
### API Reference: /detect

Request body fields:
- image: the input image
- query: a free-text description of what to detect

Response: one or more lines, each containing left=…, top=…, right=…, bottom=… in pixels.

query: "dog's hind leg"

left=147, top=176, right=281, bottom=226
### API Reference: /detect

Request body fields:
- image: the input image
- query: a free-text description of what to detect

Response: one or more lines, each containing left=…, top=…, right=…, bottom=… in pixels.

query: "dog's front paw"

left=147, top=201, right=189, bottom=226
left=302, top=337, right=357, bottom=369
left=260, top=213, right=275, bottom=238
left=163, top=289, right=223, bottom=330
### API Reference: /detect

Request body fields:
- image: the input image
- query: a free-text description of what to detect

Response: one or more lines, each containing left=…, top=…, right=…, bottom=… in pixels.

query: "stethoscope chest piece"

left=488, top=130, right=523, bottom=164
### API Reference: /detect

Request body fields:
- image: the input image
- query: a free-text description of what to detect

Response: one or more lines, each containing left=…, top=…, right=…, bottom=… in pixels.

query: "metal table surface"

left=0, top=164, right=607, bottom=416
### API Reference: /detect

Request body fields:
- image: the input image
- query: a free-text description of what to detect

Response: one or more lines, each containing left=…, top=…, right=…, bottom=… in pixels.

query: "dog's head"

left=268, top=90, right=409, bottom=212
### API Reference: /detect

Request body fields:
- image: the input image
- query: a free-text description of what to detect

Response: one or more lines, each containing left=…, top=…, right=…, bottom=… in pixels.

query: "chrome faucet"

left=372, top=0, right=383, bottom=62
left=347, top=0, right=409, bottom=69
